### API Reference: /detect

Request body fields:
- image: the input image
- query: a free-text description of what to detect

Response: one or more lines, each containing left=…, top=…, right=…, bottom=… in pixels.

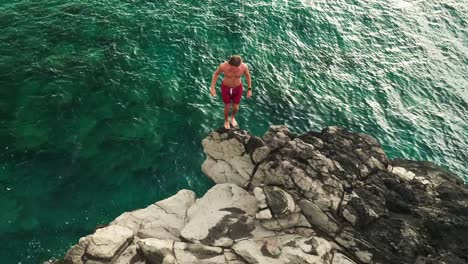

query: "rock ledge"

left=54, top=126, right=468, bottom=264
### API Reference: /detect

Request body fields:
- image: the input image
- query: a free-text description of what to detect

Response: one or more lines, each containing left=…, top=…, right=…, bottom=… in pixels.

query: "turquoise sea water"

left=0, top=0, right=467, bottom=262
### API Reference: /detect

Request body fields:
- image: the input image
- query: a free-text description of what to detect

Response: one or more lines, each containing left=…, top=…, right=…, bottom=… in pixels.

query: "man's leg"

left=231, top=104, right=239, bottom=127
left=224, top=103, right=231, bottom=129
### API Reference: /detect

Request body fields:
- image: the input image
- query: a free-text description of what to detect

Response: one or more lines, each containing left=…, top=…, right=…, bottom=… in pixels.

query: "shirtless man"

left=210, top=55, right=252, bottom=129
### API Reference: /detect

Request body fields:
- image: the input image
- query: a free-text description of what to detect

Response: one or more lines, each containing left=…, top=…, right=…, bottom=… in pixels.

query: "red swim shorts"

left=221, top=83, right=243, bottom=104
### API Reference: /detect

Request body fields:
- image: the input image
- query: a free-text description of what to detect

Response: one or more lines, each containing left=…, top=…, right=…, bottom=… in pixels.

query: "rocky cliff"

left=55, top=126, right=467, bottom=264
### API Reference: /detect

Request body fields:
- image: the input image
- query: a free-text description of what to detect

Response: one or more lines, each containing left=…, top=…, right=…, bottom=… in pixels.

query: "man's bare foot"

left=224, top=121, right=230, bottom=130
left=231, top=118, right=238, bottom=128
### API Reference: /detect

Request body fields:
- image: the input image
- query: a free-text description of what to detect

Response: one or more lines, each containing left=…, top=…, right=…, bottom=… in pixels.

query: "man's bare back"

left=210, top=56, right=252, bottom=130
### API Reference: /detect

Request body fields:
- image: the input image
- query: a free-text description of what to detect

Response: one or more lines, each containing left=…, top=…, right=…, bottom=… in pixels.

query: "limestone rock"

left=201, top=131, right=256, bottom=188
left=297, top=237, right=331, bottom=256
left=63, top=238, right=87, bottom=264
left=390, top=166, right=416, bottom=181
left=232, top=239, right=274, bottom=264
left=202, top=131, right=255, bottom=188
left=138, top=238, right=174, bottom=264
left=256, top=209, right=273, bottom=220
left=250, top=221, right=277, bottom=238
left=171, top=242, right=225, bottom=263
left=111, top=189, right=195, bottom=240
left=224, top=249, right=247, bottom=264
left=262, top=125, right=291, bottom=150
left=232, top=234, right=333, bottom=264
left=181, top=184, right=257, bottom=246
left=113, top=244, right=145, bottom=264
left=203, top=132, right=245, bottom=160
left=332, top=252, right=357, bottom=264
left=252, top=145, right=271, bottom=164
left=307, top=152, right=337, bottom=177
left=255, top=160, right=295, bottom=188
left=263, top=186, right=296, bottom=216
left=85, top=225, right=133, bottom=261
left=59, top=125, right=468, bottom=264
left=280, top=138, right=315, bottom=159
left=299, top=199, right=338, bottom=233
left=162, top=255, right=177, bottom=264
left=253, top=187, right=268, bottom=209
left=260, top=213, right=310, bottom=231
left=229, top=154, right=256, bottom=186
left=202, top=157, right=251, bottom=188
left=342, top=197, right=379, bottom=227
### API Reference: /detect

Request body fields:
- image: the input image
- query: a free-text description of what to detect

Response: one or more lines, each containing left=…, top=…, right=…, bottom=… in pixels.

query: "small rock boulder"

left=263, top=186, right=296, bottom=216
left=84, top=225, right=134, bottom=262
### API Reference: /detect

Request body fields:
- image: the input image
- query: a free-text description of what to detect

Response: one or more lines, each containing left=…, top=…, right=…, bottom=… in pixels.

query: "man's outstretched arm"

left=210, top=64, right=223, bottom=96
left=245, top=65, right=252, bottom=98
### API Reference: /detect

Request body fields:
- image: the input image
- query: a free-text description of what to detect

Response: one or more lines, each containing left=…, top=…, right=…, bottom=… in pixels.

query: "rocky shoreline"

left=54, top=126, right=467, bottom=264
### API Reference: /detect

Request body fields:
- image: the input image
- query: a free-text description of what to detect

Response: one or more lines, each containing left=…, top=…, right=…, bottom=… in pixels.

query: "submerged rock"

left=56, top=125, right=468, bottom=264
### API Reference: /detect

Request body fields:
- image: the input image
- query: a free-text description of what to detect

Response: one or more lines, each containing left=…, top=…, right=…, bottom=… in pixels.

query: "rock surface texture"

left=55, top=126, right=467, bottom=264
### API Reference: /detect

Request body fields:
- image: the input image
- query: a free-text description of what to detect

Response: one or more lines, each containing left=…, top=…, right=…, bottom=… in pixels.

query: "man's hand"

left=210, top=87, right=216, bottom=97
left=246, top=89, right=252, bottom=98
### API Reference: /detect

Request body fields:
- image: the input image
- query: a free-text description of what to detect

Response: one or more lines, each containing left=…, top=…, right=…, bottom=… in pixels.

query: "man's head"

left=228, top=55, right=242, bottom=67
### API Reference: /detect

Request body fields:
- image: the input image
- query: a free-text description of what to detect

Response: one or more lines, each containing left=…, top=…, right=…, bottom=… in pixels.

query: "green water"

left=0, top=0, right=467, bottom=262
